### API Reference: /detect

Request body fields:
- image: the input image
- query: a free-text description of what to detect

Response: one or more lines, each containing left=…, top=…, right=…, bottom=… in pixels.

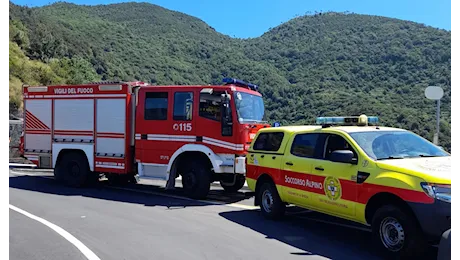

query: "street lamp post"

left=424, top=86, right=444, bottom=145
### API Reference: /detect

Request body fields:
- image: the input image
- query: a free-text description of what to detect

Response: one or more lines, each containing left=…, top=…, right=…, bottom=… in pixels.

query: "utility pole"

left=425, top=86, right=444, bottom=145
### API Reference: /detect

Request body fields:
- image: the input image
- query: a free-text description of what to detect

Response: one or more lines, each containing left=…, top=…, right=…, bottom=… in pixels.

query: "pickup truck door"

left=281, top=133, right=322, bottom=207
left=310, top=133, right=358, bottom=218
left=250, top=131, right=285, bottom=195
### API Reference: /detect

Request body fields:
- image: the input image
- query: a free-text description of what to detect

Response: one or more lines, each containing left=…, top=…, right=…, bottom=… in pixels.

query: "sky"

left=11, top=0, right=451, bottom=39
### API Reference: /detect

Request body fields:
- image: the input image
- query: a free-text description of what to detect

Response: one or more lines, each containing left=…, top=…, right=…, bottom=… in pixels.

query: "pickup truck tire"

left=258, top=182, right=285, bottom=220
left=220, top=175, right=246, bottom=193
left=55, top=152, right=90, bottom=188
left=181, top=159, right=211, bottom=200
left=371, top=204, right=425, bottom=259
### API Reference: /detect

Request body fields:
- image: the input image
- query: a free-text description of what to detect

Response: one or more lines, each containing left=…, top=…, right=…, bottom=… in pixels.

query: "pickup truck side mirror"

left=330, top=150, right=357, bottom=164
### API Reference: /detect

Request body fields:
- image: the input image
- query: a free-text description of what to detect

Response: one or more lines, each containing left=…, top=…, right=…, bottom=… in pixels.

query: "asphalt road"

left=9, top=169, right=438, bottom=260
left=10, top=210, right=86, bottom=260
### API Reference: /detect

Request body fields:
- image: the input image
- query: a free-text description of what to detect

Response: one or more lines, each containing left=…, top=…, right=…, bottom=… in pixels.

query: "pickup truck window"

left=349, top=130, right=449, bottom=160
left=253, top=132, right=284, bottom=151
left=323, top=134, right=357, bottom=160
left=291, top=133, right=319, bottom=158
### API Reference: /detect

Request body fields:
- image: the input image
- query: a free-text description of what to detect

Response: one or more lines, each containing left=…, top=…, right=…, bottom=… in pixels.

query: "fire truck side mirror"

left=220, top=93, right=233, bottom=136
left=220, top=93, right=231, bottom=102
left=221, top=93, right=231, bottom=120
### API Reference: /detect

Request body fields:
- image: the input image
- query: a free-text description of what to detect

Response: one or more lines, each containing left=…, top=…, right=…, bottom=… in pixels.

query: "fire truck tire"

left=180, top=159, right=211, bottom=200
left=257, top=182, right=285, bottom=220
left=55, top=152, right=90, bottom=188
left=371, top=204, right=425, bottom=259
left=220, top=175, right=246, bottom=193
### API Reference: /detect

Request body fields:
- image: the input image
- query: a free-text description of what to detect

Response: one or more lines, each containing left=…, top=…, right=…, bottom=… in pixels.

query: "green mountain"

left=9, top=1, right=451, bottom=151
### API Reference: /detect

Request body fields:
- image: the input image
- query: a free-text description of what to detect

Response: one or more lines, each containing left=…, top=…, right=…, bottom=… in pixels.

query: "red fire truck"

left=20, top=78, right=268, bottom=199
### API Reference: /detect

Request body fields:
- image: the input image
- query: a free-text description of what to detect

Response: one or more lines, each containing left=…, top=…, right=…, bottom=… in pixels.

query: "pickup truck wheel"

left=181, top=160, right=211, bottom=199
left=220, top=175, right=246, bottom=193
left=55, top=152, right=90, bottom=188
left=372, top=205, right=425, bottom=258
left=258, top=182, right=285, bottom=220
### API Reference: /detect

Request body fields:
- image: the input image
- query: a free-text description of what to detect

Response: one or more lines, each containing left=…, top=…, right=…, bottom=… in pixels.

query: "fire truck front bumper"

left=213, top=154, right=246, bottom=175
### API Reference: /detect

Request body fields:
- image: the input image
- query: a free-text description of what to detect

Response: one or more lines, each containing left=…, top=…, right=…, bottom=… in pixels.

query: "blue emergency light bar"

left=315, top=115, right=379, bottom=126
left=222, top=78, right=259, bottom=92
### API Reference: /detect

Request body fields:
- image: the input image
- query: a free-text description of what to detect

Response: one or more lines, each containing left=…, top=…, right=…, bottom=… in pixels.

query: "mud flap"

left=165, top=168, right=176, bottom=190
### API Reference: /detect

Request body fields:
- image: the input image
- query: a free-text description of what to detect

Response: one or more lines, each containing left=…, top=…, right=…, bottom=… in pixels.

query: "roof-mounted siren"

left=222, top=78, right=259, bottom=92
left=316, top=114, right=379, bottom=127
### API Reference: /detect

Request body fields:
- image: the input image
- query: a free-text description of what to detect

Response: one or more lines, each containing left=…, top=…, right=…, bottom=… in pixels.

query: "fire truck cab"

left=21, top=78, right=268, bottom=199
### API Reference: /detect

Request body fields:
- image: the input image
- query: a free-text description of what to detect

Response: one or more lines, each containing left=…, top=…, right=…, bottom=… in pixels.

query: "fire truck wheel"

left=371, top=204, right=425, bottom=259
left=56, top=152, right=90, bottom=188
left=220, top=175, right=246, bottom=193
left=180, top=160, right=211, bottom=200
left=258, top=182, right=285, bottom=220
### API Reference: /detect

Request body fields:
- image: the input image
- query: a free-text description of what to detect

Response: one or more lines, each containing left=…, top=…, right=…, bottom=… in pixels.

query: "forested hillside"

left=9, top=1, right=451, bottom=151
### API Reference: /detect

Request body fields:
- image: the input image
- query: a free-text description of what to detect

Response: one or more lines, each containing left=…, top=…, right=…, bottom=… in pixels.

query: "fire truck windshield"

left=234, top=92, right=265, bottom=123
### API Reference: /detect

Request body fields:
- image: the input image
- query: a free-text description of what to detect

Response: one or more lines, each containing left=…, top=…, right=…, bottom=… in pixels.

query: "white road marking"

left=9, top=204, right=101, bottom=260
left=226, top=203, right=259, bottom=210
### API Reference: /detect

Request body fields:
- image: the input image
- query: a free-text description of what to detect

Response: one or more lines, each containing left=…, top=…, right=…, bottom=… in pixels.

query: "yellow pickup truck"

left=246, top=115, right=450, bottom=258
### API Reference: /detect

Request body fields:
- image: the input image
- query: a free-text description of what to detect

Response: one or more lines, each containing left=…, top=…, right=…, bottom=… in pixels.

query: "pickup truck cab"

left=246, top=115, right=450, bottom=258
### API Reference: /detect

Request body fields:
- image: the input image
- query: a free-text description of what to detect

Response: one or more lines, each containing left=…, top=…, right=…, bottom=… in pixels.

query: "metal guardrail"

left=9, top=119, right=23, bottom=159
left=9, top=163, right=37, bottom=169
left=9, top=119, right=23, bottom=127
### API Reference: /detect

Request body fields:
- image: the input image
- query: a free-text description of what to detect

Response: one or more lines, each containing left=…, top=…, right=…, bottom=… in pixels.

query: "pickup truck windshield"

left=234, top=92, right=265, bottom=123
left=349, top=130, right=449, bottom=160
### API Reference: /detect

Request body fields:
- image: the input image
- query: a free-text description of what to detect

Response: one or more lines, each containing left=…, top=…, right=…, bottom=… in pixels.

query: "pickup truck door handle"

left=261, top=155, right=265, bottom=158
left=315, top=167, right=324, bottom=171
left=285, top=162, right=293, bottom=166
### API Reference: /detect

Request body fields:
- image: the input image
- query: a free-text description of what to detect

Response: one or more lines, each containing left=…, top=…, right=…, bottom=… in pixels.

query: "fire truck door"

left=137, top=90, right=197, bottom=180
left=137, top=90, right=172, bottom=179
left=171, top=91, right=196, bottom=138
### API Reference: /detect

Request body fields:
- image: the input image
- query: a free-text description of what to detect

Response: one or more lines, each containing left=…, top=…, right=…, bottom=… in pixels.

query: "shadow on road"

left=122, top=180, right=254, bottom=204
left=9, top=174, right=249, bottom=209
left=219, top=210, right=439, bottom=260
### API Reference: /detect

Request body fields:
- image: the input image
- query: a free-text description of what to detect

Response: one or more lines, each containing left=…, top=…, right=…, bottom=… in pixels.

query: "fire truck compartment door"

left=24, top=99, right=52, bottom=153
